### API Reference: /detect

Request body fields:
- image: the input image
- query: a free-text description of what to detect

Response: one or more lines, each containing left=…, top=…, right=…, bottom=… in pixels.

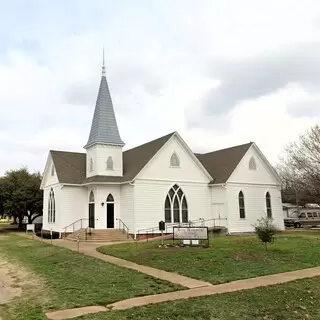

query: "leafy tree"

left=0, top=168, right=43, bottom=228
left=253, top=217, right=279, bottom=250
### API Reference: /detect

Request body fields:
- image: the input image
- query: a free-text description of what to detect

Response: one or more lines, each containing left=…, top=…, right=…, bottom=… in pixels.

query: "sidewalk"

left=18, top=234, right=320, bottom=320
left=19, top=234, right=211, bottom=289
left=46, top=266, right=320, bottom=319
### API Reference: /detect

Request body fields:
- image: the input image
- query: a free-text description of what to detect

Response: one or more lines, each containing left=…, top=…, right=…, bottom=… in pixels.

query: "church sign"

left=173, top=226, right=208, bottom=240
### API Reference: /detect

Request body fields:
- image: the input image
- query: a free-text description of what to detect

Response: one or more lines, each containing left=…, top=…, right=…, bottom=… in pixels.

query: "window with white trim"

left=164, top=184, right=188, bottom=223
left=48, top=188, right=55, bottom=223
left=170, top=152, right=180, bottom=167
left=89, top=157, right=94, bottom=172
left=238, top=191, right=245, bottom=219
left=249, top=156, right=257, bottom=170
left=106, top=156, right=114, bottom=170
left=266, top=192, right=272, bottom=218
left=89, top=190, right=95, bottom=203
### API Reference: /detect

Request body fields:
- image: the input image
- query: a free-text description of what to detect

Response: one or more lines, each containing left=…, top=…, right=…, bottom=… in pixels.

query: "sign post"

left=26, top=224, right=35, bottom=239
left=50, top=228, right=53, bottom=245
left=159, top=221, right=165, bottom=246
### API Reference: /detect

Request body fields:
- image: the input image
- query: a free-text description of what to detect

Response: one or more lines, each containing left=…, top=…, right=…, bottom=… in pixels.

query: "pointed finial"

left=102, top=47, right=106, bottom=76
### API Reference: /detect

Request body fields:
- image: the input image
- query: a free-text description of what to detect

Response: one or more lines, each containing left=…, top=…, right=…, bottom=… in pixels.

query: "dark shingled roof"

left=51, top=132, right=175, bottom=184
left=50, top=151, right=86, bottom=184
left=51, top=133, right=252, bottom=185
left=195, top=142, right=253, bottom=184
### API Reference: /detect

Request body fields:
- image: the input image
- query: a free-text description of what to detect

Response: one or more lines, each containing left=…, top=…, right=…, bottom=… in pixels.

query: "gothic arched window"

left=106, top=156, right=114, bottom=170
left=170, top=152, right=180, bottom=167
left=48, top=188, right=55, bottom=223
left=89, top=190, right=95, bottom=203
left=107, top=193, right=114, bottom=202
left=238, top=191, right=245, bottom=219
left=266, top=192, right=272, bottom=218
left=164, top=184, right=188, bottom=223
left=249, top=156, right=257, bottom=170
left=89, top=157, right=94, bottom=172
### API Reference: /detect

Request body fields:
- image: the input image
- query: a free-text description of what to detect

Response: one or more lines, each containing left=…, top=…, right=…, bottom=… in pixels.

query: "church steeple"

left=84, top=52, right=124, bottom=149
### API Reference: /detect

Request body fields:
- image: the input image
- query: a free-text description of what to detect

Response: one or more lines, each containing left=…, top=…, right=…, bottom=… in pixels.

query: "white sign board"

left=173, top=227, right=208, bottom=240
left=26, top=224, right=35, bottom=232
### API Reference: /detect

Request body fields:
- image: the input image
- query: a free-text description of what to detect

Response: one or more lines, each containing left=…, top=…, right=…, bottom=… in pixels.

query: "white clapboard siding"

left=226, top=184, right=284, bottom=233
left=120, top=184, right=135, bottom=233
left=134, top=180, right=211, bottom=232
left=136, top=135, right=211, bottom=183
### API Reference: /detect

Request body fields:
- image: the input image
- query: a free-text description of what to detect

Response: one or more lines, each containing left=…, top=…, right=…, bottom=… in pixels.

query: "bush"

left=35, top=230, right=60, bottom=239
left=253, top=217, right=279, bottom=250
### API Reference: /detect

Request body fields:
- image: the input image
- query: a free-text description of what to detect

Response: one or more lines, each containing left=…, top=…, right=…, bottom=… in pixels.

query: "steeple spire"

left=84, top=53, right=124, bottom=149
left=102, top=47, right=106, bottom=76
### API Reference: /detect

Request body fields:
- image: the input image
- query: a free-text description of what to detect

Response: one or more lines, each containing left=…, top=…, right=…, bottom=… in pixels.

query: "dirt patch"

left=0, top=255, right=41, bottom=305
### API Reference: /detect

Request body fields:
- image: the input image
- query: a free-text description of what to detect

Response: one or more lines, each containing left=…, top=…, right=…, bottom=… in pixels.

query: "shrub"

left=253, top=217, right=279, bottom=250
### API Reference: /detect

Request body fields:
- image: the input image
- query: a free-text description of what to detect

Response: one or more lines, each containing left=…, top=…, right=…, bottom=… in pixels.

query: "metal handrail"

left=137, top=218, right=204, bottom=234
left=116, top=218, right=130, bottom=239
left=63, top=218, right=89, bottom=238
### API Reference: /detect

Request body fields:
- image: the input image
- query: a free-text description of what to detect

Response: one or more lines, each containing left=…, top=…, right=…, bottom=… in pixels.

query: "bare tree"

left=279, top=125, right=320, bottom=202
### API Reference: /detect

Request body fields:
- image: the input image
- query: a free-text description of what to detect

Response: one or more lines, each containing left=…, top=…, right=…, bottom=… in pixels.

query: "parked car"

left=284, top=211, right=320, bottom=228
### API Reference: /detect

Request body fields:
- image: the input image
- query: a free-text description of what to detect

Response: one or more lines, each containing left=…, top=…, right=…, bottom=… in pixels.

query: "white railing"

left=136, top=217, right=228, bottom=240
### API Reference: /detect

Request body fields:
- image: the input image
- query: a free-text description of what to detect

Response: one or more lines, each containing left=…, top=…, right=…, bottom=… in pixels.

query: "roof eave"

left=84, top=141, right=125, bottom=149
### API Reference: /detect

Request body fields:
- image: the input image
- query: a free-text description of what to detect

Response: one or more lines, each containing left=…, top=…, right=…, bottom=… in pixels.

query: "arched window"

left=238, top=191, right=245, bottom=219
left=249, top=156, right=257, bottom=170
left=164, top=184, right=188, bottom=223
left=106, top=156, right=113, bottom=170
left=89, top=190, right=95, bottom=203
left=170, top=152, right=180, bottom=167
left=107, top=193, right=114, bottom=202
left=89, top=157, right=94, bottom=172
left=51, top=165, right=55, bottom=176
left=48, top=188, right=55, bottom=223
left=266, top=192, right=272, bottom=218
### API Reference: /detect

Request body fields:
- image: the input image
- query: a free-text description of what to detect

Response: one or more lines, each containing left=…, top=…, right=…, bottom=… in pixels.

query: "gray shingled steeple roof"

left=84, top=65, right=124, bottom=148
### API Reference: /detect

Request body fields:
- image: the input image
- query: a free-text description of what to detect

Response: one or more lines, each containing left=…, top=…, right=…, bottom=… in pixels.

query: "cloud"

left=1, top=0, right=320, bottom=175
left=287, top=98, right=320, bottom=118
left=201, top=42, right=320, bottom=116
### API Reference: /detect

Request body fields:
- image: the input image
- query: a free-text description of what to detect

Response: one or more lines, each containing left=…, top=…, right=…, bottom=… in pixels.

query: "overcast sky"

left=1, top=0, right=320, bottom=175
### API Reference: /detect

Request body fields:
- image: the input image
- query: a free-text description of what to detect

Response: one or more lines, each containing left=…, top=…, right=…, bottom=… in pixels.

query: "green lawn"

left=76, top=276, right=320, bottom=320
left=0, top=234, right=181, bottom=320
left=97, top=232, right=320, bottom=284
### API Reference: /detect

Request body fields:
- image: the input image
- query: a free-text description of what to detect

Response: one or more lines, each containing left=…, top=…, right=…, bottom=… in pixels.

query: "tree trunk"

left=17, top=213, right=24, bottom=229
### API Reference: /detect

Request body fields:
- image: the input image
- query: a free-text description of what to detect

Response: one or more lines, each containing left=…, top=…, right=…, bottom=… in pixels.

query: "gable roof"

left=50, top=132, right=175, bottom=185
left=195, top=142, right=253, bottom=184
left=84, top=74, right=124, bottom=148
left=50, top=151, right=86, bottom=184
left=49, top=133, right=253, bottom=186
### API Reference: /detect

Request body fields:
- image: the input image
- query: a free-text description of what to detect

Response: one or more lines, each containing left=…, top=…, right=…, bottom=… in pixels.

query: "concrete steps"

left=65, top=228, right=132, bottom=242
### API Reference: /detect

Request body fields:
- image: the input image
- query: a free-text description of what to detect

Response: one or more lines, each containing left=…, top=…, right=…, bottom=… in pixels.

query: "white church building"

left=40, top=61, right=285, bottom=238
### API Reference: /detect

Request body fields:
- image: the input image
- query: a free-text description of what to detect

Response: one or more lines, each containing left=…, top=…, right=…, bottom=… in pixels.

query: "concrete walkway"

left=19, top=234, right=211, bottom=289
left=17, top=234, right=320, bottom=319
left=46, top=266, right=320, bottom=319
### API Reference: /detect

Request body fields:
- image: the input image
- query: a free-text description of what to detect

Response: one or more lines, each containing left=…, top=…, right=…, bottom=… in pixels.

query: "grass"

left=97, top=231, right=320, bottom=284
left=0, top=234, right=181, bottom=320
left=75, top=276, right=320, bottom=320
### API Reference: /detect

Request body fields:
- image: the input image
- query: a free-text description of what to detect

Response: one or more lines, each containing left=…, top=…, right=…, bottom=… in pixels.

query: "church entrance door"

left=106, top=193, right=115, bottom=228
left=106, top=203, right=114, bottom=228
left=88, top=203, right=95, bottom=228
